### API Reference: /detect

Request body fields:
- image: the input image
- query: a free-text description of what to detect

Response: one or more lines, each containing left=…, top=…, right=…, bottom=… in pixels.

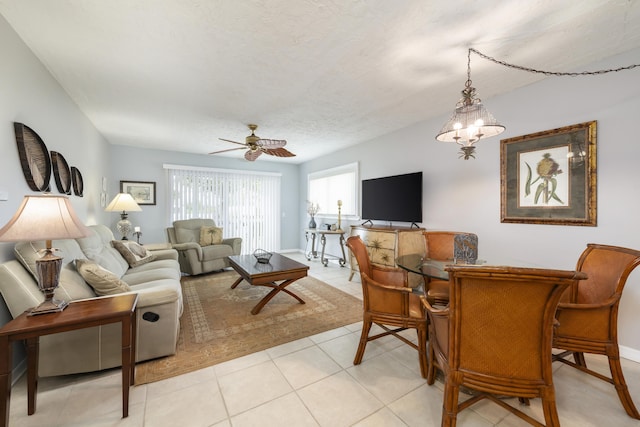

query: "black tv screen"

left=361, top=172, right=422, bottom=224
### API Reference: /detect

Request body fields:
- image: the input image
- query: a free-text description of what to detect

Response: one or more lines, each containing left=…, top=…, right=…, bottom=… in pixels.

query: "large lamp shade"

left=0, top=194, right=92, bottom=315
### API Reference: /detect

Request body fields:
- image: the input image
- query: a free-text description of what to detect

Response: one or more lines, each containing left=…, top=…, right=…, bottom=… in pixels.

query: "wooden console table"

left=0, top=294, right=138, bottom=426
left=305, top=228, right=347, bottom=267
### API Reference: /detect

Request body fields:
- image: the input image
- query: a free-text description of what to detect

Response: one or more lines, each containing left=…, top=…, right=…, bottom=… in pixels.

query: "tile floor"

left=7, top=252, right=640, bottom=426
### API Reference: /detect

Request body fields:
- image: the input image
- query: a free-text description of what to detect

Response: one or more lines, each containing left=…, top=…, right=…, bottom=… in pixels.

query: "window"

left=164, top=164, right=281, bottom=253
left=308, top=162, right=358, bottom=218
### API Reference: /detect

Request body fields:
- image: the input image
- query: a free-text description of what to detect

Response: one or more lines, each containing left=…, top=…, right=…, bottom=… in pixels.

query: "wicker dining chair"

left=346, top=235, right=428, bottom=378
left=423, top=265, right=586, bottom=427
left=553, top=243, right=640, bottom=419
left=422, top=231, right=478, bottom=305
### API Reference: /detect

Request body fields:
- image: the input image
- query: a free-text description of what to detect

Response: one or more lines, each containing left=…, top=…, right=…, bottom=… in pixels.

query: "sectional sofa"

left=0, top=224, right=183, bottom=377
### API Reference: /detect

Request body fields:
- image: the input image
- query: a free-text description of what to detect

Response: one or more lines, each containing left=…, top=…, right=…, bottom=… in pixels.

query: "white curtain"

left=165, top=165, right=281, bottom=253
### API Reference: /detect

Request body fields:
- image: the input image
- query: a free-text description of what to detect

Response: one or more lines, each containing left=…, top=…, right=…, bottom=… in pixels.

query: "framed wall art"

left=500, top=121, right=597, bottom=226
left=13, top=122, right=52, bottom=192
left=120, top=180, right=156, bottom=205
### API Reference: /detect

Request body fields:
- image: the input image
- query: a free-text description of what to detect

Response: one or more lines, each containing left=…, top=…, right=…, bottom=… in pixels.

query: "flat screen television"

left=361, top=172, right=422, bottom=225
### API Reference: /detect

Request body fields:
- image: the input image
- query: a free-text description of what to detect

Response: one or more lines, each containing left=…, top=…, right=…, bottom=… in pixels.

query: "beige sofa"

left=0, top=225, right=182, bottom=377
left=166, top=218, right=242, bottom=275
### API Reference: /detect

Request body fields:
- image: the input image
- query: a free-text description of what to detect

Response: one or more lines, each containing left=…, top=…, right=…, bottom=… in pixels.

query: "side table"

left=0, top=294, right=138, bottom=426
left=304, top=228, right=346, bottom=267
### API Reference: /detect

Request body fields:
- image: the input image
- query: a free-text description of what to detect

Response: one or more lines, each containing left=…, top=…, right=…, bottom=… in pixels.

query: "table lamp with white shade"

left=0, top=194, right=93, bottom=315
left=104, top=193, right=142, bottom=240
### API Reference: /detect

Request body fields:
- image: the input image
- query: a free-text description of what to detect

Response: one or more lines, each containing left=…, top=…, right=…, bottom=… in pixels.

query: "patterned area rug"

left=135, top=270, right=362, bottom=384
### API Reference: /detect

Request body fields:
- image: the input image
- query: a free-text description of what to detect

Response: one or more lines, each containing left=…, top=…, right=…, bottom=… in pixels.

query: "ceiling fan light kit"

left=210, top=124, right=296, bottom=161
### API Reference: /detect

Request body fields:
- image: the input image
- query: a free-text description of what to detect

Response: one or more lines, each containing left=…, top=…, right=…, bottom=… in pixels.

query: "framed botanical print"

left=500, top=121, right=597, bottom=226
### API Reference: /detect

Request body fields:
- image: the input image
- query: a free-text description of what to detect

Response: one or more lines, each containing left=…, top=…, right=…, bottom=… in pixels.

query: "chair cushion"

left=173, top=218, right=216, bottom=244
left=175, top=227, right=197, bottom=244
left=112, top=240, right=156, bottom=267
left=75, top=259, right=131, bottom=296
left=76, top=225, right=129, bottom=277
left=199, top=226, right=223, bottom=246
left=201, top=244, right=233, bottom=261
left=14, top=239, right=85, bottom=279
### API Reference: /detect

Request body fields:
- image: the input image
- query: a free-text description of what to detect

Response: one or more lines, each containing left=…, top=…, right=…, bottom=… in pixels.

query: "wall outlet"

left=0, top=191, right=8, bottom=201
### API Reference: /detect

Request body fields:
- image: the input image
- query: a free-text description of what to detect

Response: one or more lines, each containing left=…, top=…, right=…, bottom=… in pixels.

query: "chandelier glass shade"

left=436, top=50, right=504, bottom=159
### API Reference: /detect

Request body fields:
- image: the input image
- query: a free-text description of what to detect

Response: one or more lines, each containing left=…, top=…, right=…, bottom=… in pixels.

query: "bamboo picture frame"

left=500, top=121, right=597, bottom=226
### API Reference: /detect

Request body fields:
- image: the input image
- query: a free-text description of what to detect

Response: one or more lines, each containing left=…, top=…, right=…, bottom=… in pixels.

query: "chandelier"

left=436, top=49, right=504, bottom=159
left=437, top=48, right=640, bottom=160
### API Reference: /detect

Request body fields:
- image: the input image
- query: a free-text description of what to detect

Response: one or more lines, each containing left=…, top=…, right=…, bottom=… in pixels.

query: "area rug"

left=134, top=270, right=363, bottom=384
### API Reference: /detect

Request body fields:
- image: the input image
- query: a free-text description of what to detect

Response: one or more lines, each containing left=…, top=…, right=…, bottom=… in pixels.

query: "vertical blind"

left=164, top=164, right=281, bottom=253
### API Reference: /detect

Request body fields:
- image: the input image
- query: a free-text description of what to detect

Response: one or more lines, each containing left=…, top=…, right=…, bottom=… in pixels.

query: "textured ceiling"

left=1, top=0, right=640, bottom=163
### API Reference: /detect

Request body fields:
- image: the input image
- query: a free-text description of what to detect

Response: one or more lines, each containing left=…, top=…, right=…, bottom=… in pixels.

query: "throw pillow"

left=75, top=259, right=131, bottom=296
left=199, top=226, right=223, bottom=246
left=111, top=240, right=156, bottom=267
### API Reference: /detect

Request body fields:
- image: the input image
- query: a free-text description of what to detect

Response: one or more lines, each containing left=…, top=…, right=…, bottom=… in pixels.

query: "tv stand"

left=360, top=220, right=373, bottom=226
left=348, top=224, right=425, bottom=287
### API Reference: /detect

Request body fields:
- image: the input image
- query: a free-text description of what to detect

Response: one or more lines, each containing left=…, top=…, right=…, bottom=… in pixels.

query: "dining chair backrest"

left=425, top=264, right=586, bottom=426
left=553, top=243, right=640, bottom=419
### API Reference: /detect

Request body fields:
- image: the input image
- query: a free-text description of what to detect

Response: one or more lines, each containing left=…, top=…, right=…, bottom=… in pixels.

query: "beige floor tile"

left=213, top=349, right=270, bottom=377
left=387, top=383, right=444, bottom=426
left=266, top=336, right=315, bottom=359
left=346, top=353, right=426, bottom=405
left=217, top=360, right=292, bottom=416
left=297, top=371, right=384, bottom=427
left=230, top=392, right=319, bottom=426
left=274, top=345, right=342, bottom=389
left=145, top=365, right=215, bottom=400
left=144, top=379, right=227, bottom=427
left=317, top=332, right=362, bottom=368
left=308, top=325, right=353, bottom=344
left=353, top=407, right=409, bottom=426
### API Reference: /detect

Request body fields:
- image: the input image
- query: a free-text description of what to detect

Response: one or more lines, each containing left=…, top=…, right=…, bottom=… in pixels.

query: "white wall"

left=0, top=15, right=112, bottom=367
left=300, top=47, right=640, bottom=357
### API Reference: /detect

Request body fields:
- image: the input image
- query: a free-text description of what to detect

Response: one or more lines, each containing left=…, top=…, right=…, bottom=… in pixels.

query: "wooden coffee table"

left=228, top=253, right=310, bottom=315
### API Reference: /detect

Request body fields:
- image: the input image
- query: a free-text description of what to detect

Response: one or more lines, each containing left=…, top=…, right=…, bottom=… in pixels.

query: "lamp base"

left=116, top=215, right=132, bottom=240
left=28, top=298, right=68, bottom=316
left=31, top=247, right=67, bottom=316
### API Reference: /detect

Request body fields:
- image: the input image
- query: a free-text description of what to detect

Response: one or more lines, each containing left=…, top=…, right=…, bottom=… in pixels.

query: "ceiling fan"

left=210, top=124, right=296, bottom=161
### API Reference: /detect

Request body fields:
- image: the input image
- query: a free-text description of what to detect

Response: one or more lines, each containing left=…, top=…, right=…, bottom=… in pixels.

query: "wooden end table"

left=228, top=253, right=310, bottom=315
left=0, top=294, right=138, bottom=426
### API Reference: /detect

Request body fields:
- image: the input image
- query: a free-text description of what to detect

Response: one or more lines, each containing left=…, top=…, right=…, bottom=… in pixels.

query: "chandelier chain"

left=469, top=48, right=640, bottom=76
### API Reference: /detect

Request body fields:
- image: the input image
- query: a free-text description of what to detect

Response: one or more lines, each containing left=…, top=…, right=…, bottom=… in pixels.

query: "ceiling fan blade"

left=208, top=147, right=246, bottom=155
left=257, top=138, right=287, bottom=149
left=244, top=149, right=262, bottom=161
left=262, top=147, right=296, bottom=158
left=219, top=138, right=248, bottom=147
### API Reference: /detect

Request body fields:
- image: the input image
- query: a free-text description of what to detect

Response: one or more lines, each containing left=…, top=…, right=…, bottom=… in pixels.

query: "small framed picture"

left=120, top=180, right=156, bottom=206
left=500, top=121, right=596, bottom=226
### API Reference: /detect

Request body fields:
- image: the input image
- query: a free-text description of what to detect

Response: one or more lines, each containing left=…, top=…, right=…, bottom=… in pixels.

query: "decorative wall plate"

left=71, top=167, right=84, bottom=197
left=13, top=122, right=51, bottom=192
left=51, top=151, right=72, bottom=194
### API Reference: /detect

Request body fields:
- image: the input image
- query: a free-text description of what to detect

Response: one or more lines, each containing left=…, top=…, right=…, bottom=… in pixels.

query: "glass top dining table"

left=396, top=254, right=486, bottom=280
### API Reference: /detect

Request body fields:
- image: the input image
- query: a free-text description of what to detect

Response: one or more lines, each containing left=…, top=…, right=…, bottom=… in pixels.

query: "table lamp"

left=0, top=194, right=93, bottom=315
left=105, top=193, right=142, bottom=240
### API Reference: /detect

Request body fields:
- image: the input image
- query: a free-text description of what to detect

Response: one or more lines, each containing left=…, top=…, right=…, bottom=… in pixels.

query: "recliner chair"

left=166, top=218, right=242, bottom=275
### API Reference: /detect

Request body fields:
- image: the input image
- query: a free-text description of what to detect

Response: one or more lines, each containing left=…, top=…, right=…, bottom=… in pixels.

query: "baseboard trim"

left=621, top=345, right=640, bottom=363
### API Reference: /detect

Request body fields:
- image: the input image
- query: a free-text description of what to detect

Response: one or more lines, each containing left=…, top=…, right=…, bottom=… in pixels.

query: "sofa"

left=166, top=218, right=242, bottom=275
left=0, top=225, right=183, bottom=377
